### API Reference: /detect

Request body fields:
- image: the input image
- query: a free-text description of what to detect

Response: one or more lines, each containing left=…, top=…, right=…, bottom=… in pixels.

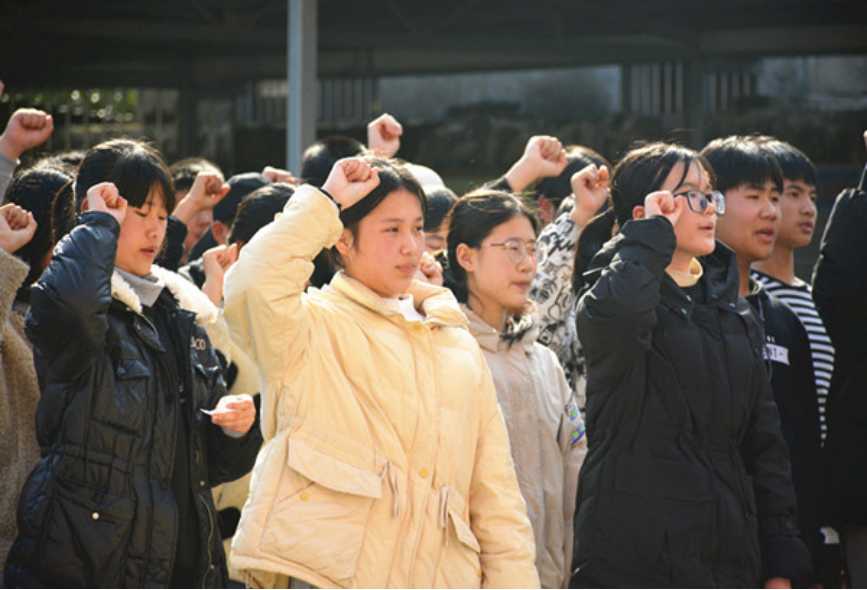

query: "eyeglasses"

left=481, top=238, right=542, bottom=264
left=673, top=190, right=726, bottom=215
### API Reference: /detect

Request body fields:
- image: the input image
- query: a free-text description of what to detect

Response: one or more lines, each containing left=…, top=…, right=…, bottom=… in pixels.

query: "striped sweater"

left=752, top=269, right=834, bottom=442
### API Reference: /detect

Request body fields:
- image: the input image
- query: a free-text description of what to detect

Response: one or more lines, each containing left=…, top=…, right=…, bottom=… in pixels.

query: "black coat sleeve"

left=576, top=216, right=675, bottom=394
left=741, top=359, right=813, bottom=583
left=812, top=176, right=867, bottom=350
left=26, top=211, right=118, bottom=382
left=155, top=216, right=188, bottom=271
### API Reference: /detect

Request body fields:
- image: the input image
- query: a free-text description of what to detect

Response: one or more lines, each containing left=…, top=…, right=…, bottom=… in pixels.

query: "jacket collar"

left=111, top=265, right=220, bottom=326
left=328, top=271, right=467, bottom=328
left=460, top=303, right=538, bottom=354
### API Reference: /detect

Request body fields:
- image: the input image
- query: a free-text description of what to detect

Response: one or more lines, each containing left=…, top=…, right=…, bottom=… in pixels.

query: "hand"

left=262, top=165, right=297, bottom=184
left=172, top=171, right=230, bottom=224
left=570, top=164, right=610, bottom=227
left=84, top=182, right=128, bottom=226
left=414, top=250, right=443, bottom=286
left=201, top=243, right=239, bottom=307
left=367, top=113, right=403, bottom=158
left=0, top=108, right=54, bottom=161
left=0, top=203, right=38, bottom=254
left=321, top=158, right=380, bottom=210
left=504, top=135, right=568, bottom=193
left=208, top=393, right=256, bottom=435
left=643, top=190, right=683, bottom=227
left=764, top=577, right=791, bottom=589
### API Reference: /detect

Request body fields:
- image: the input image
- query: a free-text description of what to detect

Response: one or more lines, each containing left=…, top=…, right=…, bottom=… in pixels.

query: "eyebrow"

left=380, top=217, right=424, bottom=223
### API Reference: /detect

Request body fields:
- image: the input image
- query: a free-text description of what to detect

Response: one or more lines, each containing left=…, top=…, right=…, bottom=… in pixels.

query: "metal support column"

left=286, top=0, right=318, bottom=173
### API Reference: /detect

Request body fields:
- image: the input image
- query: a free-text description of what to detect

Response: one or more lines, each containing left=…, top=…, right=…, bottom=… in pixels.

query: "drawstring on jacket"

left=381, top=461, right=400, bottom=519
left=439, top=486, right=451, bottom=547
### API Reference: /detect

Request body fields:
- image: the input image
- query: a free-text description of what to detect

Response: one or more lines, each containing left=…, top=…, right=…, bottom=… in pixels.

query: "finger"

left=597, top=166, right=610, bottom=188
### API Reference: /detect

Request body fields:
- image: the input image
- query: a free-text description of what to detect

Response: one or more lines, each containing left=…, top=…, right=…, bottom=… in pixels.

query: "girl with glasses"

left=570, top=142, right=811, bottom=588
left=223, top=158, right=538, bottom=588
left=444, top=189, right=587, bottom=588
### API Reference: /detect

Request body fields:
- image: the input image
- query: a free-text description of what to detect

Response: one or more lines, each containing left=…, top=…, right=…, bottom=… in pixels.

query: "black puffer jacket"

left=812, top=168, right=867, bottom=527
left=4, top=212, right=262, bottom=588
left=571, top=217, right=811, bottom=588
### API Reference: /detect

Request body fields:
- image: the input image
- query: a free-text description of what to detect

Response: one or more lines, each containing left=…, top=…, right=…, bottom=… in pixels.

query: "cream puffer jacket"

left=462, top=305, right=586, bottom=589
left=223, top=185, right=539, bottom=589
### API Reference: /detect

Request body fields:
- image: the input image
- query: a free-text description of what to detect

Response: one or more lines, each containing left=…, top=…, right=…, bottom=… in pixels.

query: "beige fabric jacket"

left=0, top=250, right=41, bottom=564
left=223, top=185, right=539, bottom=589
left=462, top=305, right=587, bottom=589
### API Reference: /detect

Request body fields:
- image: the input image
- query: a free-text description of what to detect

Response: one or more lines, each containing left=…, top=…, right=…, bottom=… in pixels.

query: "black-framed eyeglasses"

left=673, top=189, right=726, bottom=215
left=481, top=238, right=542, bottom=264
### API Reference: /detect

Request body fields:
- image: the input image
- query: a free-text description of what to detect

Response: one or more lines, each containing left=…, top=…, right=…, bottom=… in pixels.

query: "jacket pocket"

left=433, top=486, right=483, bottom=588
left=607, top=454, right=713, bottom=583
left=260, top=430, right=383, bottom=585
left=100, top=358, right=150, bottom=434
left=38, top=475, right=135, bottom=587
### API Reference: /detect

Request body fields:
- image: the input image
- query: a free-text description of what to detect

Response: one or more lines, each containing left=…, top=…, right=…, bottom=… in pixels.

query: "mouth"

left=699, top=223, right=715, bottom=234
left=141, top=247, right=158, bottom=258
left=798, top=221, right=814, bottom=233
left=513, top=281, right=532, bottom=291
left=397, top=264, right=418, bottom=275
left=755, top=228, right=775, bottom=243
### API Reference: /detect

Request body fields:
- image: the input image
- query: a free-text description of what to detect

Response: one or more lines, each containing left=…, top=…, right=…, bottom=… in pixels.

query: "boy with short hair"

left=702, top=136, right=822, bottom=587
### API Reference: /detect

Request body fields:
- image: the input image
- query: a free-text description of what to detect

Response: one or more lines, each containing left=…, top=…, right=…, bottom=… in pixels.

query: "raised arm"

left=223, top=158, right=379, bottom=382
left=25, top=184, right=126, bottom=381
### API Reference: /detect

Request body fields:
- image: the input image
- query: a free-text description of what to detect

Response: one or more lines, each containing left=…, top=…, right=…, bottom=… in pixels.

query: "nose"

left=762, top=197, right=779, bottom=220
left=402, top=229, right=422, bottom=254
left=804, top=198, right=817, bottom=217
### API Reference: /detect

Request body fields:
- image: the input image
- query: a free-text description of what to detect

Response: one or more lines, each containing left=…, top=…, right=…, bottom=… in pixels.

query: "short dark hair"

left=752, top=136, right=818, bottom=188
left=700, top=136, right=783, bottom=195
left=169, top=156, right=222, bottom=194
left=535, top=145, right=611, bottom=209
left=217, top=172, right=271, bottom=225
left=423, top=186, right=458, bottom=232
left=75, top=139, right=176, bottom=213
left=229, top=183, right=295, bottom=245
left=6, top=165, right=74, bottom=303
left=300, top=136, right=366, bottom=188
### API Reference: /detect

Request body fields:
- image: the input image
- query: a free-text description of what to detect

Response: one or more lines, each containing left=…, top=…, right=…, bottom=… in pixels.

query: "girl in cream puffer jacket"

left=223, top=157, right=538, bottom=589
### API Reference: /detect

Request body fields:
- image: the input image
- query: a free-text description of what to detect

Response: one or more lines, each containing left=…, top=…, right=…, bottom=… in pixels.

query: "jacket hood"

left=328, top=271, right=468, bottom=328
left=461, top=303, right=538, bottom=354
left=111, top=265, right=221, bottom=327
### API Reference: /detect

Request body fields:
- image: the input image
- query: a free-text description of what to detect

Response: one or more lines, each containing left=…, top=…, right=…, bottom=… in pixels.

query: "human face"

left=658, top=161, right=717, bottom=272
left=116, top=186, right=168, bottom=277
left=184, top=208, right=213, bottom=254
left=340, top=189, right=425, bottom=299
left=776, top=180, right=817, bottom=249
left=463, top=215, right=537, bottom=330
left=715, top=180, right=781, bottom=265
left=425, top=222, right=448, bottom=254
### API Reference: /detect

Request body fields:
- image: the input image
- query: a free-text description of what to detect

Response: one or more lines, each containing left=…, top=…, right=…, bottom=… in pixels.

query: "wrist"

left=0, top=137, right=22, bottom=162
left=504, top=161, right=535, bottom=194
left=319, top=187, right=343, bottom=211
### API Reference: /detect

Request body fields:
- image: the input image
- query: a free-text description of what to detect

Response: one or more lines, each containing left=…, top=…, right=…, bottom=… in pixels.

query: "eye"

left=414, top=225, right=425, bottom=233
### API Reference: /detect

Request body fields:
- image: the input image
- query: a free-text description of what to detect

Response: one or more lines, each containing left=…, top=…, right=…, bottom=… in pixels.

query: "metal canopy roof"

left=2, top=0, right=866, bottom=88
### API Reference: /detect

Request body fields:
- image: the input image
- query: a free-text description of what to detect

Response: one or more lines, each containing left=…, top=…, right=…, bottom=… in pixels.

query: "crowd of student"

left=0, top=78, right=866, bottom=589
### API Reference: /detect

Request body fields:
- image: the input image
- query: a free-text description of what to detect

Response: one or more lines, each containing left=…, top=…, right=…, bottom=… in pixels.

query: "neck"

left=752, top=246, right=796, bottom=285
left=667, top=249, right=693, bottom=275
left=467, top=293, right=507, bottom=332
left=737, top=256, right=753, bottom=297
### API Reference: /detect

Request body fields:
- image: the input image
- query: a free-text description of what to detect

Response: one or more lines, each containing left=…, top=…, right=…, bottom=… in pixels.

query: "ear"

left=632, top=205, right=646, bottom=220
left=334, top=228, right=354, bottom=257
left=80, top=198, right=90, bottom=212
left=455, top=243, right=476, bottom=273
left=212, top=221, right=230, bottom=245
